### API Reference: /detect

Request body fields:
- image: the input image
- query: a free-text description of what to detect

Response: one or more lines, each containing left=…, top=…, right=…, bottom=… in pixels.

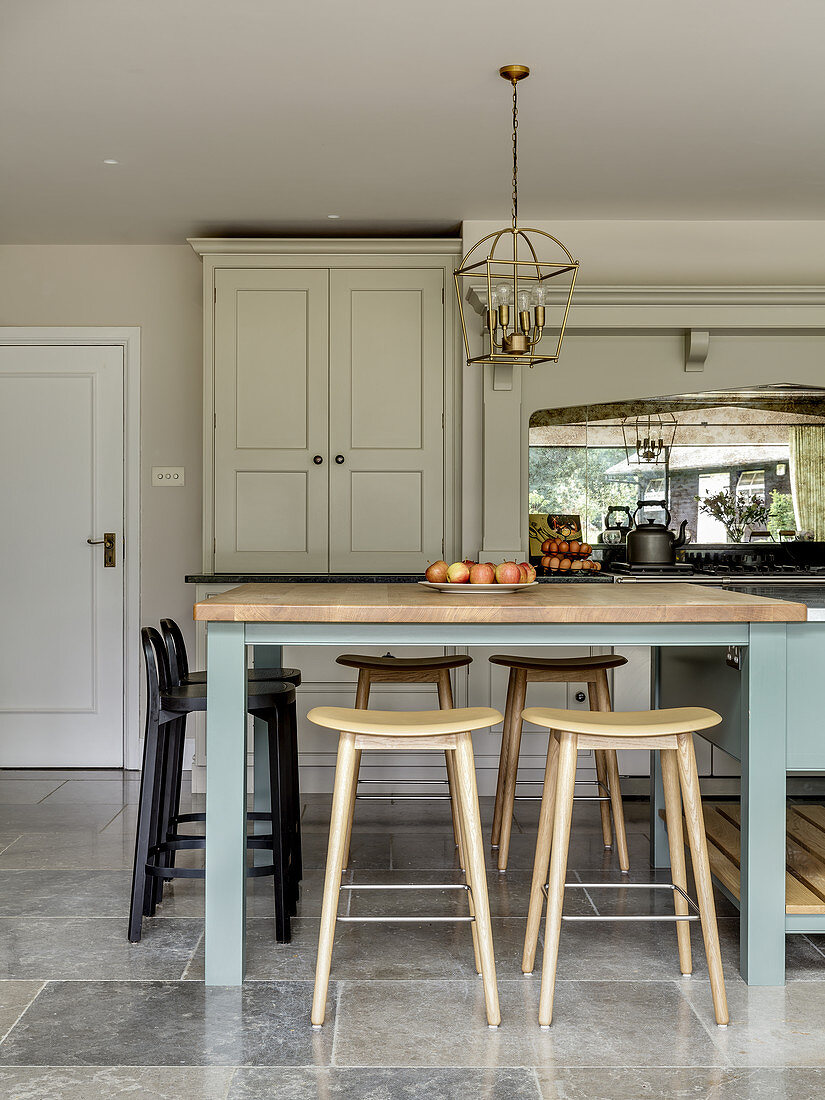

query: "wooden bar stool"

left=521, top=705, right=728, bottom=1028
left=306, top=704, right=503, bottom=1029
left=336, top=653, right=472, bottom=865
left=489, top=654, right=630, bottom=873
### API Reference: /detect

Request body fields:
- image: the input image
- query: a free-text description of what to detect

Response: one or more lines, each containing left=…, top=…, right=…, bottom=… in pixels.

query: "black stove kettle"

left=626, top=500, right=688, bottom=565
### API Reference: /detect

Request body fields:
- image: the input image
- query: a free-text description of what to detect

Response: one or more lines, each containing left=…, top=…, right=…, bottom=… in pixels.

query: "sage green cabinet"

left=202, top=244, right=457, bottom=574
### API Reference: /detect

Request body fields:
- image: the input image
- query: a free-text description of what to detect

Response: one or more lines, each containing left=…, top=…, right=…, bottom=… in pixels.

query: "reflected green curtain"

left=790, top=426, right=825, bottom=540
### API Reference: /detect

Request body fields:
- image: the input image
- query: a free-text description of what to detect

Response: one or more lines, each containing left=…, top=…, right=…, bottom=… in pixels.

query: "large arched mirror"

left=530, top=384, right=825, bottom=550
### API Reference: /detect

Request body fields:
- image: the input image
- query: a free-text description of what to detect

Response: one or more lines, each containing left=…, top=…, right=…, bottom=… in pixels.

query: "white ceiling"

left=2, top=0, right=824, bottom=243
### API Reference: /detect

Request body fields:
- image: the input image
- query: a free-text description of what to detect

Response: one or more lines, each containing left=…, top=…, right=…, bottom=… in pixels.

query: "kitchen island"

left=194, top=581, right=806, bottom=988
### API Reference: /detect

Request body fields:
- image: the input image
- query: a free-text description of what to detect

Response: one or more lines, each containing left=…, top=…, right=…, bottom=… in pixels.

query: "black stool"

left=129, top=627, right=300, bottom=944
left=160, top=617, right=303, bottom=891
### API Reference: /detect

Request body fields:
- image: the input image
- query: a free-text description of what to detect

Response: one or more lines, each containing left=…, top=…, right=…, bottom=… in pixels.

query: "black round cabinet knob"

left=334, top=455, right=345, bottom=465
left=313, top=455, right=323, bottom=465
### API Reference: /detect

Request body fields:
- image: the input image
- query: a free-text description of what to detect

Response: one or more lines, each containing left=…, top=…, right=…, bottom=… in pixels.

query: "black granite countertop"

left=185, top=572, right=615, bottom=585
left=725, top=583, right=825, bottom=610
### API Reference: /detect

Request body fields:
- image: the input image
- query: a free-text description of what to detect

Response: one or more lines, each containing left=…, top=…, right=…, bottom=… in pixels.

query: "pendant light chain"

left=511, top=78, right=519, bottom=231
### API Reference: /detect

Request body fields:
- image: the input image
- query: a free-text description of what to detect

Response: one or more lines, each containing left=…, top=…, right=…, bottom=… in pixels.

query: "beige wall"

left=459, top=221, right=825, bottom=558
left=0, top=245, right=204, bottom=652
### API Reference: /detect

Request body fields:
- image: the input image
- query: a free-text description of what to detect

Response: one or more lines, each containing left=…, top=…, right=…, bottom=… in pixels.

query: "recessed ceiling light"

left=327, top=213, right=341, bottom=219
left=102, top=159, right=119, bottom=165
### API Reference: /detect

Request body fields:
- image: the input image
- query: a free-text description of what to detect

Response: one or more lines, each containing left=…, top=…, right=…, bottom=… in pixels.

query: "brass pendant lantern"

left=621, top=412, right=678, bottom=465
left=454, top=65, right=580, bottom=368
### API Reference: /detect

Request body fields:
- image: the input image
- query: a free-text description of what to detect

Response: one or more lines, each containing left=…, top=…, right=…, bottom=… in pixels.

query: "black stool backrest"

left=141, top=626, right=174, bottom=723
left=160, top=618, right=189, bottom=683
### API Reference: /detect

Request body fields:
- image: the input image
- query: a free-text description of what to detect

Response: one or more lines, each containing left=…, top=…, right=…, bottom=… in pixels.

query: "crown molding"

left=188, top=237, right=462, bottom=257
left=466, top=284, right=825, bottom=314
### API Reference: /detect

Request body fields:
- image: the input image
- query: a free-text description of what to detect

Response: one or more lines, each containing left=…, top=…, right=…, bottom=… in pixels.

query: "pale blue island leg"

left=205, top=622, right=249, bottom=985
left=740, top=622, right=787, bottom=985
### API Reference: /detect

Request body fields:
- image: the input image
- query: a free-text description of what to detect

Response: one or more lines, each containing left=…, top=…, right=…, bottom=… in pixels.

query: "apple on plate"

left=469, top=562, right=496, bottom=584
left=495, top=561, right=522, bottom=585
left=425, top=560, right=449, bottom=583
left=446, top=561, right=470, bottom=583
left=518, top=562, right=537, bottom=583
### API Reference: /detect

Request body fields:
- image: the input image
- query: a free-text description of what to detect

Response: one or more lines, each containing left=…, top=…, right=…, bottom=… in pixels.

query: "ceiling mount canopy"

left=454, top=65, right=580, bottom=368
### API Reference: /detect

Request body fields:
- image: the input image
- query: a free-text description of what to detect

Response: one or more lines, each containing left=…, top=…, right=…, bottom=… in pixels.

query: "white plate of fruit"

left=419, top=560, right=538, bottom=593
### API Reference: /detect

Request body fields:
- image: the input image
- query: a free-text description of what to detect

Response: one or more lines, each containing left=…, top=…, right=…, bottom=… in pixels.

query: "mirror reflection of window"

left=529, top=386, right=825, bottom=548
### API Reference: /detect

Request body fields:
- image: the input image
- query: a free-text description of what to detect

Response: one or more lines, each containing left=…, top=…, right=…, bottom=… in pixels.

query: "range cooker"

left=606, top=542, right=825, bottom=585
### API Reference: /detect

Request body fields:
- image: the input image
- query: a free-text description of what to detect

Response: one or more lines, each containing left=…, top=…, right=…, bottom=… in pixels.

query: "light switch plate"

left=152, top=466, right=185, bottom=486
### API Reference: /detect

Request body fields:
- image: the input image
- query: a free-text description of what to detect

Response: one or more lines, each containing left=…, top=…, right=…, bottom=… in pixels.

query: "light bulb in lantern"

left=534, top=284, right=547, bottom=307
left=495, top=283, right=511, bottom=306
left=490, top=286, right=500, bottom=308
left=517, top=290, right=531, bottom=312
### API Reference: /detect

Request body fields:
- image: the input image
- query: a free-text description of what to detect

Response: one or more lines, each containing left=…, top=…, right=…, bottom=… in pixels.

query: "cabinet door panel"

left=329, top=269, right=444, bottom=572
left=214, top=268, right=329, bottom=571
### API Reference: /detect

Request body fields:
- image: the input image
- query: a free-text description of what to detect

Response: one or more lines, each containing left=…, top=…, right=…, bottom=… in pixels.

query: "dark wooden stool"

left=129, top=627, right=300, bottom=944
left=335, top=653, right=472, bottom=867
left=489, top=653, right=630, bottom=872
left=160, top=618, right=303, bottom=889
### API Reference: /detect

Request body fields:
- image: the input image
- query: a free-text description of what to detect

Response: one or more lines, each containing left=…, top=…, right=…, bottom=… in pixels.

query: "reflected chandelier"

left=454, top=65, right=579, bottom=368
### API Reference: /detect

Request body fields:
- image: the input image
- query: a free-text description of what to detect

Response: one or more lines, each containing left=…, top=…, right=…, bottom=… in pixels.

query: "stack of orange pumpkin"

left=539, top=538, right=602, bottom=574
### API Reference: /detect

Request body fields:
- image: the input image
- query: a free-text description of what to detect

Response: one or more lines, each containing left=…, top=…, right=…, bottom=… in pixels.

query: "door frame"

left=0, top=327, right=141, bottom=770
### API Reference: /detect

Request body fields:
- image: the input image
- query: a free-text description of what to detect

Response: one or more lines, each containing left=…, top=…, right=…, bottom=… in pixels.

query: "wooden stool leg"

left=448, top=747, right=482, bottom=974
left=589, top=678, right=613, bottom=849
left=454, top=733, right=500, bottom=1027
left=342, top=671, right=370, bottom=870
left=676, top=733, right=729, bottom=1027
left=312, top=731, right=358, bottom=1028
left=538, top=730, right=578, bottom=1028
left=522, top=728, right=559, bottom=974
left=594, top=671, right=630, bottom=873
left=491, top=669, right=518, bottom=848
left=437, top=671, right=463, bottom=854
left=661, top=748, right=692, bottom=976
left=444, top=750, right=465, bottom=871
left=497, top=669, right=527, bottom=872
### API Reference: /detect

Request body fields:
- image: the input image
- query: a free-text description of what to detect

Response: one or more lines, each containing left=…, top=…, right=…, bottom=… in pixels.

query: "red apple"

left=446, top=561, right=470, bottom=583
left=462, top=559, right=476, bottom=568
left=469, top=562, right=496, bottom=584
left=495, top=561, right=522, bottom=584
left=425, top=560, right=449, bottom=583
left=517, top=564, right=529, bottom=581
left=519, top=562, right=537, bottom=583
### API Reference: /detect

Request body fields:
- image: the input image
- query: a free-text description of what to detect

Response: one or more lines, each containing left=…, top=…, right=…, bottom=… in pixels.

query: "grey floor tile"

left=229, top=1066, right=542, bottom=1099
left=0, top=770, right=137, bottom=782
left=500, top=831, right=651, bottom=873
left=0, top=981, right=44, bottom=1041
left=186, top=915, right=530, bottom=982
left=538, top=1066, right=825, bottom=1099
left=0, top=1066, right=234, bottom=1100
left=0, top=831, right=138, bottom=870
left=680, top=979, right=825, bottom=1067
left=0, top=917, right=202, bottom=980
left=0, top=781, right=66, bottom=805
left=0, top=980, right=335, bottom=1066
left=0, top=870, right=133, bottom=918
left=333, top=979, right=725, bottom=1067
left=0, top=805, right=128, bottom=831
left=570, top=865, right=740, bottom=919
left=39, top=780, right=140, bottom=805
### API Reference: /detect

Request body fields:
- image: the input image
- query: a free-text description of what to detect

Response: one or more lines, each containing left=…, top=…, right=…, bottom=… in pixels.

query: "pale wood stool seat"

left=521, top=704, right=729, bottom=1029
left=335, top=651, right=473, bottom=868
left=488, top=653, right=630, bottom=873
left=307, top=704, right=503, bottom=1028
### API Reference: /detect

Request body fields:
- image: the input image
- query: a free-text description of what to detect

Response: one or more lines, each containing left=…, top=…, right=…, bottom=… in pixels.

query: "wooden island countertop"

left=194, top=582, right=807, bottom=624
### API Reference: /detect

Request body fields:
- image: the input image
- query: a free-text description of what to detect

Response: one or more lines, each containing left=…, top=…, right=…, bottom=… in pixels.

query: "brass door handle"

left=87, top=533, right=116, bottom=567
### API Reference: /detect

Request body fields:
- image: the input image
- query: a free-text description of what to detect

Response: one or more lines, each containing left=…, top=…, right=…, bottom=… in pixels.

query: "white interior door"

left=0, top=345, right=125, bottom=766
left=328, top=268, right=445, bottom=572
left=213, top=268, right=330, bottom=572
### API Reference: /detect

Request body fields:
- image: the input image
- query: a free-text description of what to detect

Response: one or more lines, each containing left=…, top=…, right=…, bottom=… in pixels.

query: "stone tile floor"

left=0, top=771, right=823, bottom=1098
